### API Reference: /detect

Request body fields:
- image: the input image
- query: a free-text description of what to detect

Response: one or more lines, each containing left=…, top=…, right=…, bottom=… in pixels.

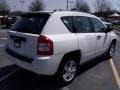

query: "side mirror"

left=105, top=27, right=112, bottom=33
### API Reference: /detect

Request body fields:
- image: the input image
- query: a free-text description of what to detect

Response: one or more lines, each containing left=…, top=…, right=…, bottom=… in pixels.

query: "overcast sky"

left=6, top=0, right=120, bottom=12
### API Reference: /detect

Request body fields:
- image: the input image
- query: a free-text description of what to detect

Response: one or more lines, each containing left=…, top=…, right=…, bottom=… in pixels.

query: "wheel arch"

left=111, top=39, right=117, bottom=45
left=55, top=50, right=81, bottom=78
left=58, top=50, right=81, bottom=69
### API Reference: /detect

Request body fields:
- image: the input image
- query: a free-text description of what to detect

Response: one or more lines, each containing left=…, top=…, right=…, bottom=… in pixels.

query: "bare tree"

left=0, top=0, right=10, bottom=15
left=28, top=0, right=44, bottom=11
left=95, top=0, right=113, bottom=12
left=104, top=1, right=113, bottom=12
left=75, top=0, right=90, bottom=12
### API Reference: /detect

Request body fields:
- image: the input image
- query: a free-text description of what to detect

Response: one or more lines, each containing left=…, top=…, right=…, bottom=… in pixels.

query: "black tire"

left=106, top=42, right=116, bottom=58
left=56, top=56, right=78, bottom=84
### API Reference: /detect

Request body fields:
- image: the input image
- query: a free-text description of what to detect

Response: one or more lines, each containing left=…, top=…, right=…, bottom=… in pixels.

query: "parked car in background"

left=98, top=17, right=105, bottom=22
left=112, top=20, right=120, bottom=25
left=98, top=17, right=113, bottom=29
left=5, top=11, right=118, bottom=84
left=0, top=15, right=4, bottom=25
left=106, top=19, right=116, bottom=23
left=8, top=17, right=17, bottom=26
left=103, top=21, right=112, bottom=29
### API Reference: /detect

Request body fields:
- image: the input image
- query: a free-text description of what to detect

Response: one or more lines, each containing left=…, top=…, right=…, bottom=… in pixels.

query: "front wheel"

left=106, top=42, right=116, bottom=58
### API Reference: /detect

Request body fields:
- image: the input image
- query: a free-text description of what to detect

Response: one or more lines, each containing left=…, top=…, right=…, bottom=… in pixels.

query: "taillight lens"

left=37, top=35, right=53, bottom=55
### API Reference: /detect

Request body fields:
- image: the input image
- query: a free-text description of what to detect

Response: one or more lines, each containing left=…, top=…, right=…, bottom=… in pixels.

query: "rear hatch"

left=7, top=13, right=50, bottom=59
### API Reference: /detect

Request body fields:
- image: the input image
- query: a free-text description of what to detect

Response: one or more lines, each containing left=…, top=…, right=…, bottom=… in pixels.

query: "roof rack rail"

left=53, top=9, right=67, bottom=12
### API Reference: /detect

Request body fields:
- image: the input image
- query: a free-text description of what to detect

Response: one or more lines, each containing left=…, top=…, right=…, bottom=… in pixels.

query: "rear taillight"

left=37, top=35, right=53, bottom=55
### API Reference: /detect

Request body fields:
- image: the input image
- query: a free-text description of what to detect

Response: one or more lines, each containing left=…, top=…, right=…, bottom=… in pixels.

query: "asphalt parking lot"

left=0, top=29, right=120, bottom=90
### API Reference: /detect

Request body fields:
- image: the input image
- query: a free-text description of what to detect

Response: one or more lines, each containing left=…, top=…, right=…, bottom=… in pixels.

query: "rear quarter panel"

left=45, top=34, right=79, bottom=55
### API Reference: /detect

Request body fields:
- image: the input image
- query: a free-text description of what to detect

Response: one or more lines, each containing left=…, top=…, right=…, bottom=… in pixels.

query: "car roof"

left=22, top=11, right=97, bottom=18
left=22, top=11, right=53, bottom=15
left=61, top=11, right=96, bottom=18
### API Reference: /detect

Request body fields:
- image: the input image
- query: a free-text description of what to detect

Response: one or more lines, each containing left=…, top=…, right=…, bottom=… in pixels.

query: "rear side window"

left=11, top=14, right=50, bottom=34
left=61, top=16, right=74, bottom=32
left=74, top=16, right=92, bottom=33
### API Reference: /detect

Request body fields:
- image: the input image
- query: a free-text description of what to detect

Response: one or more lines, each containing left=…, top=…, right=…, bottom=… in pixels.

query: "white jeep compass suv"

left=5, top=11, right=118, bottom=83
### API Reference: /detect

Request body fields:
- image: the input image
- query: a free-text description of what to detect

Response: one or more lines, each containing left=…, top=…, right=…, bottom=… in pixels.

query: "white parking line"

left=109, top=58, right=120, bottom=89
left=0, top=68, right=20, bottom=82
left=0, top=38, right=7, bottom=40
left=0, top=45, right=5, bottom=47
left=63, top=87, right=69, bottom=90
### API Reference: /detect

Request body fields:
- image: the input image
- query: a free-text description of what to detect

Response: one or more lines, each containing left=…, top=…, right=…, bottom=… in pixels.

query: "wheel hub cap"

left=110, top=44, right=115, bottom=57
left=62, top=60, right=77, bottom=82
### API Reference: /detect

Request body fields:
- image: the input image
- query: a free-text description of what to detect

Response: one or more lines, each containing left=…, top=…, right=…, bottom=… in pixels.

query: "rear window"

left=11, top=14, right=50, bottom=34
left=61, top=16, right=74, bottom=33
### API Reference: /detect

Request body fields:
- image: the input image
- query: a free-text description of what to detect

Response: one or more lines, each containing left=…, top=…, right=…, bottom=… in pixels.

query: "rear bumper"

left=5, top=48, right=63, bottom=75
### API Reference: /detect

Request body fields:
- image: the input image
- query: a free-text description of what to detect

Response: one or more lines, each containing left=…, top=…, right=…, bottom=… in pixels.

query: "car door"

left=91, top=18, right=107, bottom=55
left=74, top=16, right=97, bottom=63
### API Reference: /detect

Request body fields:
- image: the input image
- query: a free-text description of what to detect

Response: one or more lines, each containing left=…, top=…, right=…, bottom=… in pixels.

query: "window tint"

left=11, top=14, right=50, bottom=34
left=91, top=18, right=105, bottom=32
left=74, top=16, right=92, bottom=33
left=61, top=17, right=73, bottom=32
left=73, top=17, right=82, bottom=33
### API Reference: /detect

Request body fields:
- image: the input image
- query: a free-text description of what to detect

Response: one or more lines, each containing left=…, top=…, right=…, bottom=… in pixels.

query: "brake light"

left=37, top=35, right=53, bottom=55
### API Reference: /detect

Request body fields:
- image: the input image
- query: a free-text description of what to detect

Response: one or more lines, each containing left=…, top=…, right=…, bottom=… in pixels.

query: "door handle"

left=97, top=35, right=102, bottom=40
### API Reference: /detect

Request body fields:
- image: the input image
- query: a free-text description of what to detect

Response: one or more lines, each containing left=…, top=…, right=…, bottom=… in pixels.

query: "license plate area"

left=14, top=39, right=21, bottom=48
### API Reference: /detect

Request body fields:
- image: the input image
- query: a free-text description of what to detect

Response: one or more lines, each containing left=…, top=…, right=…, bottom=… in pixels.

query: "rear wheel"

left=56, top=57, right=78, bottom=84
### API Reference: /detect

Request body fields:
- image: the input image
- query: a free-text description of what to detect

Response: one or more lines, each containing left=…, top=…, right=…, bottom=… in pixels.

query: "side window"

left=61, top=16, right=73, bottom=32
left=74, top=17, right=82, bottom=33
left=91, top=18, right=106, bottom=32
left=74, top=16, right=92, bottom=33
